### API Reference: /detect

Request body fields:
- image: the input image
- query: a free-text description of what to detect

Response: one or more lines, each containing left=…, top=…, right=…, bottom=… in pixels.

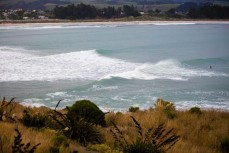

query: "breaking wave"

left=105, top=59, right=228, bottom=81
left=0, top=46, right=135, bottom=82
left=0, top=46, right=228, bottom=82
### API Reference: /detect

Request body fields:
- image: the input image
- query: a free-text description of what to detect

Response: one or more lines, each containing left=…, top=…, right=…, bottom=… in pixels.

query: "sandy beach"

left=1, top=20, right=229, bottom=27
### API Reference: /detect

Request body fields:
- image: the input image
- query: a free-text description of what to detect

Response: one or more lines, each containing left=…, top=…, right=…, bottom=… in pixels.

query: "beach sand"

left=1, top=20, right=229, bottom=27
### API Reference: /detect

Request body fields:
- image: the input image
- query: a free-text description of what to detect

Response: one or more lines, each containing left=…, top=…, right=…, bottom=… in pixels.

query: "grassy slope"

left=0, top=101, right=229, bottom=153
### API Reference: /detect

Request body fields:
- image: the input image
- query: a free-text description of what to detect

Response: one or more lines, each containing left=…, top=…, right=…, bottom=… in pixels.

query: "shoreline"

left=1, top=19, right=229, bottom=27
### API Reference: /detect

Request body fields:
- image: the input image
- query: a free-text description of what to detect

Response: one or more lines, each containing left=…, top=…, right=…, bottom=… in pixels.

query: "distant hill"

left=1, top=0, right=229, bottom=10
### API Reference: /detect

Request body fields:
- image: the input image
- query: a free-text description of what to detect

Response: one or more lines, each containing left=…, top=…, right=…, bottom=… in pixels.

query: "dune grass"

left=104, top=109, right=229, bottom=153
left=0, top=98, right=229, bottom=153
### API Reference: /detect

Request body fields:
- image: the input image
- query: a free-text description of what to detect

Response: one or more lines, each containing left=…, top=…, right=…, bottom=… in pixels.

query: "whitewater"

left=0, top=22, right=229, bottom=111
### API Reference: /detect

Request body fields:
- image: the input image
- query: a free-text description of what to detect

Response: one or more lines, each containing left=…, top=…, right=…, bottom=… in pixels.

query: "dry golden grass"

left=0, top=100, right=90, bottom=153
left=0, top=122, right=55, bottom=153
left=0, top=122, right=88, bottom=153
left=1, top=100, right=229, bottom=153
left=104, top=109, right=229, bottom=153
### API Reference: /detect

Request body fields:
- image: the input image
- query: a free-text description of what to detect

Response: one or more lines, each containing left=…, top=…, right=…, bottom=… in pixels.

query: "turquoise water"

left=0, top=23, right=229, bottom=111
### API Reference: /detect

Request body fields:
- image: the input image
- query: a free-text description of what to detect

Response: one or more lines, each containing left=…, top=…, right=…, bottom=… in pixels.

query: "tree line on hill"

left=1, top=2, right=229, bottom=20
left=54, top=3, right=141, bottom=19
left=175, top=2, right=229, bottom=19
left=187, top=4, right=229, bottom=19
left=53, top=3, right=229, bottom=20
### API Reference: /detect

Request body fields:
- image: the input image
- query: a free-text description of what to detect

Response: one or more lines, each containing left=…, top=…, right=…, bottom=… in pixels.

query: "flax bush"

left=110, top=116, right=180, bottom=153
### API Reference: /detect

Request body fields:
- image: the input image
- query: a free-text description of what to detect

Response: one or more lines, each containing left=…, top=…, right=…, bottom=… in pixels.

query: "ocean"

left=0, top=22, right=229, bottom=111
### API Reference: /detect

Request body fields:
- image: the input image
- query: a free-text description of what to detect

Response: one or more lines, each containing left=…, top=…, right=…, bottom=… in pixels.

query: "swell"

left=183, top=57, right=229, bottom=73
left=183, top=57, right=229, bottom=66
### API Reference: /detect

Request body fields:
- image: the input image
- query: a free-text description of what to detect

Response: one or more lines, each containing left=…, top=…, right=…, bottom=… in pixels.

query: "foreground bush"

left=49, top=100, right=104, bottom=146
left=65, top=119, right=104, bottom=146
left=111, top=116, right=180, bottom=153
left=189, top=107, right=202, bottom=115
left=129, top=106, right=139, bottom=112
left=22, top=110, right=46, bottom=128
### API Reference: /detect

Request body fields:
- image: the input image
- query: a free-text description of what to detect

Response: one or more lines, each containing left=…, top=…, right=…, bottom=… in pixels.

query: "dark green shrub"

left=67, top=100, right=106, bottom=126
left=22, top=110, right=46, bottom=128
left=111, top=116, right=180, bottom=153
left=129, top=106, right=139, bottom=112
left=221, top=136, right=229, bottom=153
left=49, top=100, right=104, bottom=146
left=189, top=107, right=202, bottom=115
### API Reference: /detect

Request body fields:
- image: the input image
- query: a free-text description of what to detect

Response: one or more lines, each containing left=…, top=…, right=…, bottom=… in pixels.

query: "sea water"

left=0, top=22, right=229, bottom=111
